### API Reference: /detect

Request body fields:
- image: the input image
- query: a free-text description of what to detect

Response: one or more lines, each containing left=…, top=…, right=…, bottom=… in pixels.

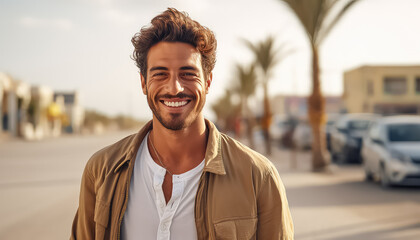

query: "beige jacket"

left=71, top=120, right=294, bottom=239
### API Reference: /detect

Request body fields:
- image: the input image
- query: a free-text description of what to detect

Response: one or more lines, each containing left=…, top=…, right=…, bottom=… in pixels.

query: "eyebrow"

left=149, top=66, right=199, bottom=72
left=180, top=66, right=199, bottom=71
left=149, top=66, right=168, bottom=72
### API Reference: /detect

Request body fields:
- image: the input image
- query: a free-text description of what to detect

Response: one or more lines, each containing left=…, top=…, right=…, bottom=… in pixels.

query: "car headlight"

left=389, top=149, right=411, bottom=163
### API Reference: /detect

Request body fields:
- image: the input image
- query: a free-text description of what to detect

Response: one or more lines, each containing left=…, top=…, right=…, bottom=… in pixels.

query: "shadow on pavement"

left=296, top=214, right=420, bottom=240
left=287, top=179, right=420, bottom=208
left=0, top=178, right=80, bottom=189
left=324, top=222, right=420, bottom=240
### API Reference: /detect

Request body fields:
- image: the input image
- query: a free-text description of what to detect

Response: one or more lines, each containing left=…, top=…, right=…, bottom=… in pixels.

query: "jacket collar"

left=203, top=119, right=226, bottom=175
left=113, top=120, right=152, bottom=173
left=113, top=119, right=226, bottom=175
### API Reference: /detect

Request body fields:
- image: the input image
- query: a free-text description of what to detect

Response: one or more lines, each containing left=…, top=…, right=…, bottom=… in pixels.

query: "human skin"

left=140, top=41, right=213, bottom=202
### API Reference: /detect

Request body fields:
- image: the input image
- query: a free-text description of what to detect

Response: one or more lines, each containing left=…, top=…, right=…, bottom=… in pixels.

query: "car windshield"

left=348, top=120, right=371, bottom=130
left=327, top=120, right=335, bottom=126
left=388, top=124, right=420, bottom=142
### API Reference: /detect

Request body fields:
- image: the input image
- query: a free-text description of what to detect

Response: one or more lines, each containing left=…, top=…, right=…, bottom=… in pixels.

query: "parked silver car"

left=330, top=113, right=379, bottom=163
left=292, top=120, right=312, bottom=150
left=361, top=115, right=420, bottom=187
left=326, top=114, right=341, bottom=151
left=291, top=114, right=340, bottom=151
left=270, top=114, right=290, bottom=142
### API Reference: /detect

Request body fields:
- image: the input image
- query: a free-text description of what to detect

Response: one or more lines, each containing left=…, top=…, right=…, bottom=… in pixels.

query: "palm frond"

left=316, top=0, right=360, bottom=44
left=233, top=63, right=257, bottom=98
left=279, top=0, right=360, bottom=45
left=243, top=36, right=285, bottom=82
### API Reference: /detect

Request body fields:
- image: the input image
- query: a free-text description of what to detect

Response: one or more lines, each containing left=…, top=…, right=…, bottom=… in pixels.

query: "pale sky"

left=1, top=0, right=420, bottom=120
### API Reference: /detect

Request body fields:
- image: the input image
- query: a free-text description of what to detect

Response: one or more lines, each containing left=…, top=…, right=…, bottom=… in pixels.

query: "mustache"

left=157, top=93, right=195, bottom=99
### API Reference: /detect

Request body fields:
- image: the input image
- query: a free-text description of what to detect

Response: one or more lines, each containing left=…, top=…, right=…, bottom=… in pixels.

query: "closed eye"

left=180, top=72, right=198, bottom=77
left=152, top=72, right=168, bottom=79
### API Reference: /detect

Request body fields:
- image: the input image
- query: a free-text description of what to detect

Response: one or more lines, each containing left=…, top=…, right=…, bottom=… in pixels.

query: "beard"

left=147, top=91, right=205, bottom=131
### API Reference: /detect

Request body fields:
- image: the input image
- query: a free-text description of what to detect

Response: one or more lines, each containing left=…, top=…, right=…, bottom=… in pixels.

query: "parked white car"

left=361, top=115, right=420, bottom=187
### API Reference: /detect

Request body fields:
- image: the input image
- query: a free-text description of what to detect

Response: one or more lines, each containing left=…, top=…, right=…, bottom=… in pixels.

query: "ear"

left=205, top=72, right=213, bottom=94
left=140, top=74, right=147, bottom=95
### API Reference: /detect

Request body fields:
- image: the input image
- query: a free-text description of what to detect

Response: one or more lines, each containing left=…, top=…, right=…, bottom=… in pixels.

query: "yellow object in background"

left=47, top=103, right=62, bottom=118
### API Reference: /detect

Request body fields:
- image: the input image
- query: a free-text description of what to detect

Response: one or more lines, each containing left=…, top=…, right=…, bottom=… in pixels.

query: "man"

left=71, top=8, right=293, bottom=240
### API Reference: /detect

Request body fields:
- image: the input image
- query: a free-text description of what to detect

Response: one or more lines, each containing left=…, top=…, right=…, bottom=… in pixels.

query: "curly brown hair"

left=131, top=8, right=217, bottom=80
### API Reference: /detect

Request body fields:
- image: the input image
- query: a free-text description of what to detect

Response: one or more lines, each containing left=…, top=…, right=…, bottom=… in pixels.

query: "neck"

left=149, top=115, right=208, bottom=174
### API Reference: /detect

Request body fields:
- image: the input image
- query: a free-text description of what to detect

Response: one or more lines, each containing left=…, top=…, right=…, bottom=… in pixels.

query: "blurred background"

left=1, top=0, right=420, bottom=239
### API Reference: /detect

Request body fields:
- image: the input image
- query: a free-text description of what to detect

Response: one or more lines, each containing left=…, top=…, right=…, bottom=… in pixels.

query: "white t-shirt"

left=121, top=133, right=205, bottom=240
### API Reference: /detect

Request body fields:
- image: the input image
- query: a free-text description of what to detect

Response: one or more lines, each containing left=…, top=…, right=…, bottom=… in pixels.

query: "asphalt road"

left=269, top=148, right=420, bottom=240
left=0, top=131, right=419, bottom=240
left=0, top=130, right=136, bottom=240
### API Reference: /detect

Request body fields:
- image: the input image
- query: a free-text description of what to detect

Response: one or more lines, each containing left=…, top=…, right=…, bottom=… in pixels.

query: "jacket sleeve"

left=70, top=163, right=96, bottom=240
left=256, top=164, right=294, bottom=239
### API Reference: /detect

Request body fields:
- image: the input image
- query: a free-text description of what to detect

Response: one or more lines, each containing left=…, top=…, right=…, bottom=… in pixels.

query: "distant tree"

left=114, top=115, right=144, bottom=129
left=232, top=63, right=257, bottom=149
left=211, top=90, right=240, bottom=133
left=84, top=110, right=144, bottom=131
left=278, top=0, right=360, bottom=170
left=84, top=110, right=112, bottom=128
left=245, top=36, right=294, bottom=155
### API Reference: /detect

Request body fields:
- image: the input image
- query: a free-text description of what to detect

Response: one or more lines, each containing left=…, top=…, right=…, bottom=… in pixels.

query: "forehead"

left=147, top=41, right=202, bottom=70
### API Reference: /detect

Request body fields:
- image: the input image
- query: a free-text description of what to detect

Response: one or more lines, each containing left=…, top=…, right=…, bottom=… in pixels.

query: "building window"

left=383, top=77, right=407, bottom=95
left=416, top=77, right=420, bottom=93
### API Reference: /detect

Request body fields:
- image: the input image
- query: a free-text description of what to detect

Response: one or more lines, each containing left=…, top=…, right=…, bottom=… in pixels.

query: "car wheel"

left=362, top=157, right=373, bottom=181
left=330, top=149, right=337, bottom=162
left=338, top=154, right=347, bottom=164
left=336, top=149, right=348, bottom=165
left=364, top=169, right=374, bottom=181
left=379, top=164, right=392, bottom=188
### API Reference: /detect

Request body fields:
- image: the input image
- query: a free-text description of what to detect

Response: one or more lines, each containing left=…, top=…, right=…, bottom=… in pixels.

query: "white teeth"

left=163, top=101, right=188, bottom=107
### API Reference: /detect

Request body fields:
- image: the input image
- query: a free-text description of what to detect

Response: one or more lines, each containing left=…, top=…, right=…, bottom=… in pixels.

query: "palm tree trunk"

left=242, top=96, right=255, bottom=149
left=262, top=84, right=272, bottom=155
left=245, top=105, right=255, bottom=150
left=308, top=45, right=330, bottom=171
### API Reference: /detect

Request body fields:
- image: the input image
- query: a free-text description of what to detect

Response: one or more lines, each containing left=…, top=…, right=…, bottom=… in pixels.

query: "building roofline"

left=272, top=94, right=342, bottom=98
left=345, top=64, right=420, bottom=73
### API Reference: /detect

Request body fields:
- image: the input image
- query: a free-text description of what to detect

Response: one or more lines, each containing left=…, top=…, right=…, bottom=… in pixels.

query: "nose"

left=167, top=74, right=184, bottom=95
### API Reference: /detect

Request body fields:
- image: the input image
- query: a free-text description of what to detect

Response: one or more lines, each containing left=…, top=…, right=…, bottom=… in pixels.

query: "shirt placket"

left=154, top=172, right=186, bottom=240
left=153, top=168, right=166, bottom=218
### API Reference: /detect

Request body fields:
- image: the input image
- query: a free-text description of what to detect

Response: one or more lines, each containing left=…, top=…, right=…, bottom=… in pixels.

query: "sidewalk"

left=0, top=132, right=12, bottom=143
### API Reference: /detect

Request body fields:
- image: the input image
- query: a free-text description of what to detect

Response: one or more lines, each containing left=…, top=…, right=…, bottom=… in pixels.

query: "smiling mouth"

left=161, top=100, right=190, bottom=108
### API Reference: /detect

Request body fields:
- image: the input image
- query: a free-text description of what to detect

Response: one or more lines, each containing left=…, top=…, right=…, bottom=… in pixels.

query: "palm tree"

left=245, top=36, right=294, bottom=155
left=232, top=63, right=257, bottom=149
left=211, top=90, right=238, bottom=133
left=278, top=0, right=360, bottom=170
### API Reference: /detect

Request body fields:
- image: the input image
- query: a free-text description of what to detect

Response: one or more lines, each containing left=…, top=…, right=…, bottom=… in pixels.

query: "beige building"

left=29, top=85, right=57, bottom=139
left=271, top=95, right=343, bottom=117
left=1, top=72, right=86, bottom=140
left=0, top=73, right=31, bottom=137
left=54, top=91, right=84, bottom=133
left=343, top=65, right=420, bottom=115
